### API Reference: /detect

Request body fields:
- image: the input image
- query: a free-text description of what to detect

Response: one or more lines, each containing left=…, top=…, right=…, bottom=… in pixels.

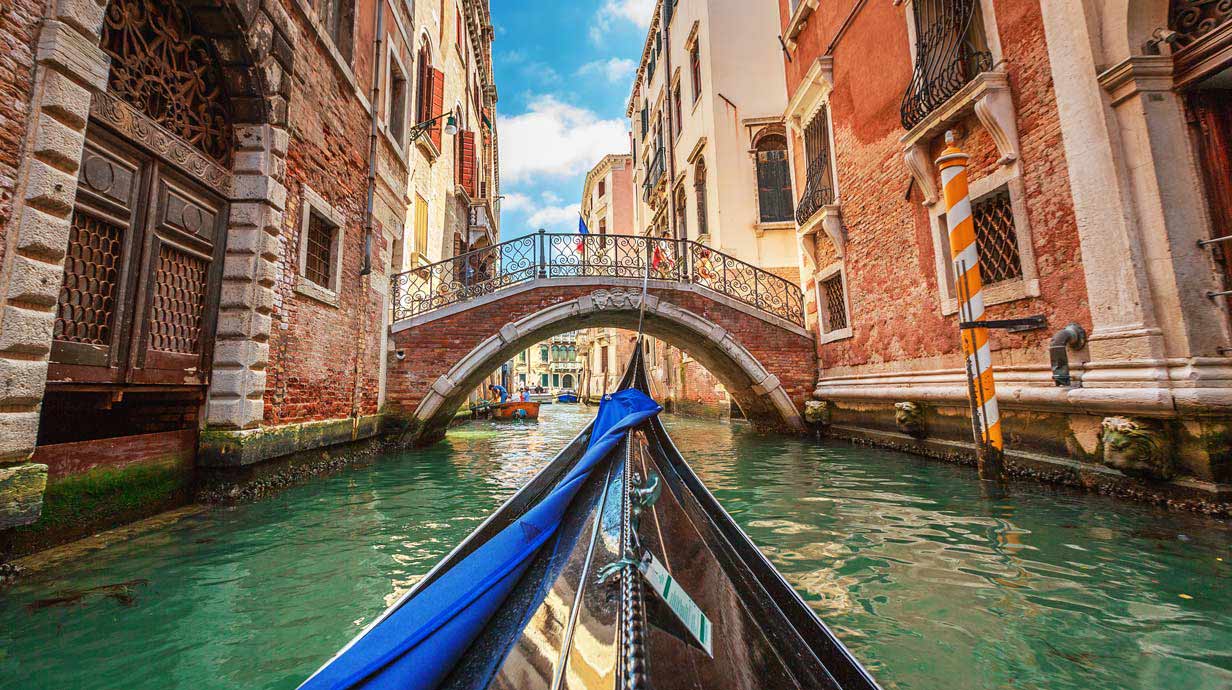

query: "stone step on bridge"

left=386, top=232, right=817, bottom=443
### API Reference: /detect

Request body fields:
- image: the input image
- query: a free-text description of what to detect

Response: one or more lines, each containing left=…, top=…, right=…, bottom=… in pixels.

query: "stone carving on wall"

left=588, top=289, right=644, bottom=311
left=895, top=401, right=927, bottom=438
left=1100, top=416, right=1175, bottom=481
left=804, top=399, right=831, bottom=426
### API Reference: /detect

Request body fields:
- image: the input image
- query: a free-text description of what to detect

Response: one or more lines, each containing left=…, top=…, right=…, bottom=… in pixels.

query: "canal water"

left=1, top=405, right=1229, bottom=689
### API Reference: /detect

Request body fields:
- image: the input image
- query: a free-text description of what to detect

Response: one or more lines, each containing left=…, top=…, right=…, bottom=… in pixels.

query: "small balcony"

left=795, top=159, right=834, bottom=226
left=642, top=147, right=666, bottom=203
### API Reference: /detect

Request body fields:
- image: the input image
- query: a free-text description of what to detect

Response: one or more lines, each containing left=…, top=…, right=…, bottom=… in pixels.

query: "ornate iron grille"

left=796, top=109, right=835, bottom=225
left=101, top=0, right=234, bottom=165
left=54, top=212, right=124, bottom=345
left=820, top=273, right=848, bottom=332
left=971, top=189, right=1022, bottom=285
left=1170, top=0, right=1232, bottom=43
left=305, top=212, right=335, bottom=287
left=390, top=233, right=806, bottom=326
left=900, top=0, right=993, bottom=130
left=149, top=245, right=207, bottom=354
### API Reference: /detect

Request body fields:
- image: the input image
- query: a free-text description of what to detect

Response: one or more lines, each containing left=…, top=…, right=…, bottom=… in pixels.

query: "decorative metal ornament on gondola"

left=101, top=0, right=234, bottom=165
left=899, top=0, right=994, bottom=131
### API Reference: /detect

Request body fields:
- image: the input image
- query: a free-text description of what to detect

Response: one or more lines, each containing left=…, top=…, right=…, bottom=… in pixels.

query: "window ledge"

left=939, top=277, right=1040, bottom=315
left=754, top=220, right=795, bottom=237
left=784, top=0, right=820, bottom=48
left=820, top=326, right=853, bottom=344
left=295, top=276, right=340, bottom=308
left=899, top=70, right=1020, bottom=205
left=415, top=135, right=441, bottom=162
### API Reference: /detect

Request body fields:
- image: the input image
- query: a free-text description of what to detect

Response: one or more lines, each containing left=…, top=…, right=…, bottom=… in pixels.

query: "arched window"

left=755, top=133, right=793, bottom=223
left=694, top=159, right=709, bottom=237
left=416, top=40, right=433, bottom=124
left=675, top=186, right=688, bottom=238
left=562, top=374, right=574, bottom=389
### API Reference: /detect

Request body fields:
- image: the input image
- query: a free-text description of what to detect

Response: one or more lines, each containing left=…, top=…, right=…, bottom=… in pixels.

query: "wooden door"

left=48, top=126, right=227, bottom=388
left=1188, top=91, right=1232, bottom=305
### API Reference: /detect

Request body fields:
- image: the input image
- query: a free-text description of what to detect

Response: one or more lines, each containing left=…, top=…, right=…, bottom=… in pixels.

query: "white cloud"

left=498, top=95, right=629, bottom=182
left=591, top=0, right=655, bottom=43
left=528, top=203, right=582, bottom=230
left=541, top=191, right=562, bottom=205
left=578, top=58, right=637, bottom=83
left=501, top=192, right=532, bottom=212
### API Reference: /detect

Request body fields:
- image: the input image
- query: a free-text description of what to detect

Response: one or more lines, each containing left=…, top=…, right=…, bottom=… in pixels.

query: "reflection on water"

left=0, top=406, right=1229, bottom=690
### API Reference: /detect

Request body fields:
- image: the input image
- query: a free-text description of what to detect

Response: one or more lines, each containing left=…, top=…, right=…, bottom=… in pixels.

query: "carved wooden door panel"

left=49, top=129, right=149, bottom=384
left=126, top=166, right=226, bottom=386
left=49, top=127, right=226, bottom=388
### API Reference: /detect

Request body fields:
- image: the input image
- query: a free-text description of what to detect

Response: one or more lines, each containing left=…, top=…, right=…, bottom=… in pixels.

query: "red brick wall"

left=263, top=4, right=388, bottom=426
left=784, top=0, right=1090, bottom=371
left=0, top=0, right=41, bottom=269
left=388, top=285, right=816, bottom=429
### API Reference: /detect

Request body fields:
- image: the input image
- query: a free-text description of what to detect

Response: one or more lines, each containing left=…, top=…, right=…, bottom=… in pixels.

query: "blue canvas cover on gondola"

left=301, top=389, right=661, bottom=690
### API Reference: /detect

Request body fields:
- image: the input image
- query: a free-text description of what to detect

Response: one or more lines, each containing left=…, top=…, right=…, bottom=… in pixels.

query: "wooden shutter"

left=460, top=130, right=476, bottom=196
left=429, top=68, right=445, bottom=149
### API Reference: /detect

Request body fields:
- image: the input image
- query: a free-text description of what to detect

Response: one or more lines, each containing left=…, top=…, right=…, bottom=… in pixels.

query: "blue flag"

left=578, top=216, right=589, bottom=235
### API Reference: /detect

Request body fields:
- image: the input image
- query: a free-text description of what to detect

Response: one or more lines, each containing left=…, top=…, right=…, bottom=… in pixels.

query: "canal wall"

left=811, top=400, right=1232, bottom=515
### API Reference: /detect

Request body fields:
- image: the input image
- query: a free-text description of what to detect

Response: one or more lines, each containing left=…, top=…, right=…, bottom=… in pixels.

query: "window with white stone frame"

left=296, top=186, right=346, bottom=306
left=815, top=262, right=852, bottom=342
left=928, top=168, right=1039, bottom=314
left=386, top=47, right=410, bottom=148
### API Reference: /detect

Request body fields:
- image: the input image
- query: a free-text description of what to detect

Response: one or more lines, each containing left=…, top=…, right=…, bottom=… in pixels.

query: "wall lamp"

left=409, top=112, right=458, bottom=142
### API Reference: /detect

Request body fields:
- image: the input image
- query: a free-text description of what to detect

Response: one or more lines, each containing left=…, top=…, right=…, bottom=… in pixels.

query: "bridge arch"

left=387, top=282, right=816, bottom=443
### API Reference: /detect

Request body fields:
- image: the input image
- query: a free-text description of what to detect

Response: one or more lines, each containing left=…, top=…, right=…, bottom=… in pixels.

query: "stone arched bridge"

left=385, top=233, right=817, bottom=442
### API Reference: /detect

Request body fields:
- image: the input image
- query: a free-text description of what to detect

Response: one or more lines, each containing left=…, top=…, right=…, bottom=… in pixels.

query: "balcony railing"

left=795, top=158, right=835, bottom=226
left=391, top=232, right=806, bottom=327
left=643, top=148, right=666, bottom=202
left=899, top=0, right=993, bottom=130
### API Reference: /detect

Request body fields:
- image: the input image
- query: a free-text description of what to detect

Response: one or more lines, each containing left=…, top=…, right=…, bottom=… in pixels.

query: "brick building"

left=780, top=0, right=1231, bottom=490
left=0, top=0, right=500, bottom=536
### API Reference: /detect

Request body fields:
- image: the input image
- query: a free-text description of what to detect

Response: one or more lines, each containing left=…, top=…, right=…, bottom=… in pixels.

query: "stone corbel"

left=820, top=204, right=845, bottom=258
left=903, top=143, right=938, bottom=206
left=973, top=82, right=1020, bottom=166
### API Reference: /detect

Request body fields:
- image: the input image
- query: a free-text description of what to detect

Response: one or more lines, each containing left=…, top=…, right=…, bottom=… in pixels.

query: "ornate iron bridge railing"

left=899, top=0, right=994, bottom=130
left=391, top=232, right=806, bottom=327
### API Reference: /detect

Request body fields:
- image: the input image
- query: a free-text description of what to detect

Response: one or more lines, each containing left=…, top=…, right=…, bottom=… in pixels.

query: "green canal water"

left=1, top=405, right=1230, bottom=689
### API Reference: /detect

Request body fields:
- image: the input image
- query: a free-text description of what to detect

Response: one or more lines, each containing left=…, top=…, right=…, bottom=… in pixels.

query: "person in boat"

left=488, top=384, right=508, bottom=404
left=519, top=388, right=529, bottom=402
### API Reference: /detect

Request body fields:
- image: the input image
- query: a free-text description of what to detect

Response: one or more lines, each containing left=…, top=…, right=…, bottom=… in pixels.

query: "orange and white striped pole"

left=937, top=131, right=1004, bottom=479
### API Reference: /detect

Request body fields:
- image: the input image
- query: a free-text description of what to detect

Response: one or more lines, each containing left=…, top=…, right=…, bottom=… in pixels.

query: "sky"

left=491, top=0, right=655, bottom=240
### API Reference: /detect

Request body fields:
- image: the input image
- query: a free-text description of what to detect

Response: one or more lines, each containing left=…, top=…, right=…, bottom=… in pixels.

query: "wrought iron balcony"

left=795, top=159, right=835, bottom=226
left=643, top=148, right=666, bottom=202
left=899, top=0, right=994, bottom=130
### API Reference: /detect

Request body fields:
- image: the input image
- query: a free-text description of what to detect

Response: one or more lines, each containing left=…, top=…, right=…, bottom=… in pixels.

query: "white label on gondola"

left=639, top=551, right=713, bottom=657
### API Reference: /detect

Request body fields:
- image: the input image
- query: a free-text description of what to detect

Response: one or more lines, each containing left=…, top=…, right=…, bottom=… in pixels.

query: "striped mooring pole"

left=937, top=131, right=1005, bottom=481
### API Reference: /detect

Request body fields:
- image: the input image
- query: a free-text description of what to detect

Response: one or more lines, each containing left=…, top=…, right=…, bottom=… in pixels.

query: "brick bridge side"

left=386, top=283, right=816, bottom=441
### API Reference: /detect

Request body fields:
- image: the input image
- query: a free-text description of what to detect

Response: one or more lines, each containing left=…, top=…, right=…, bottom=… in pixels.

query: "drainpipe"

left=351, top=1, right=385, bottom=434
left=661, top=1, right=678, bottom=240
left=360, top=3, right=385, bottom=277
left=1049, top=323, right=1087, bottom=387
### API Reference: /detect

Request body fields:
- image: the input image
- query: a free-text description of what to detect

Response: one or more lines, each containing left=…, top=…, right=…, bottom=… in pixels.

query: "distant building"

left=508, top=333, right=580, bottom=393
left=626, top=0, right=795, bottom=281
left=581, top=154, right=635, bottom=239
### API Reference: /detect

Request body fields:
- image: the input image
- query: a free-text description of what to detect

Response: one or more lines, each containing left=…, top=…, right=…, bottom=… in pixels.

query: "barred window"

left=970, top=189, right=1023, bottom=285
left=304, top=211, right=336, bottom=289
left=901, top=0, right=992, bottom=129
left=819, top=272, right=849, bottom=333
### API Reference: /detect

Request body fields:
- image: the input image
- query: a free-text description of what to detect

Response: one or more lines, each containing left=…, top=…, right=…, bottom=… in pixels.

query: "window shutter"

left=460, top=130, right=476, bottom=196
left=429, top=68, right=445, bottom=149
